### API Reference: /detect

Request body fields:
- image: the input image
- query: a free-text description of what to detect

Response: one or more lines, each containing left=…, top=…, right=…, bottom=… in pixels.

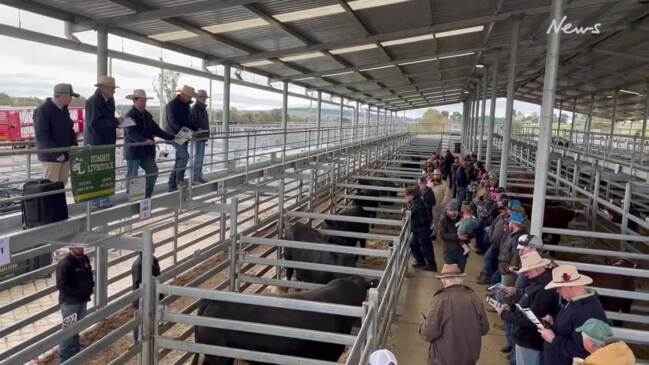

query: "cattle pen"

left=2, top=0, right=649, bottom=364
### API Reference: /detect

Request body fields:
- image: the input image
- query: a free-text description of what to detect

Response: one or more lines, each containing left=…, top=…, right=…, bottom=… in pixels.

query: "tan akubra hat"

left=544, top=264, right=593, bottom=290
left=435, top=264, right=466, bottom=279
left=516, top=251, right=552, bottom=274
left=177, top=85, right=196, bottom=97
left=125, top=89, right=153, bottom=100
left=95, top=75, right=119, bottom=88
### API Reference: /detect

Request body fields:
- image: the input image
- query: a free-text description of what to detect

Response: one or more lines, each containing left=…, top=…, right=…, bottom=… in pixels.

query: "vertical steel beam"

left=140, top=229, right=153, bottom=365
left=583, top=94, right=595, bottom=153
left=282, top=81, right=288, bottom=162
left=568, top=97, right=577, bottom=147
left=604, top=90, right=618, bottom=163
left=641, top=83, right=649, bottom=165
left=95, top=28, right=109, bottom=308
left=462, top=100, right=469, bottom=152
left=354, top=101, right=359, bottom=143
left=486, top=54, right=499, bottom=170
left=499, top=17, right=521, bottom=189
left=222, top=64, right=231, bottom=166
left=340, top=97, right=344, bottom=144
left=478, top=72, right=488, bottom=160
left=316, top=91, right=322, bottom=149
left=555, top=101, right=563, bottom=139
left=530, top=0, right=562, bottom=237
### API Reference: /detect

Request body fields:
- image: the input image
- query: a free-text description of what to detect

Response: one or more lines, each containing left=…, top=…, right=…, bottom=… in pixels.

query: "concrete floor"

left=386, top=243, right=508, bottom=365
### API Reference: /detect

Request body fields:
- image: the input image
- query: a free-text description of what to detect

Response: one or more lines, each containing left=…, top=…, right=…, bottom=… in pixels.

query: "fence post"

left=367, top=287, right=379, bottom=353
left=620, top=182, right=632, bottom=251
left=555, top=158, right=562, bottom=195
left=141, top=229, right=154, bottom=365
left=229, top=197, right=239, bottom=292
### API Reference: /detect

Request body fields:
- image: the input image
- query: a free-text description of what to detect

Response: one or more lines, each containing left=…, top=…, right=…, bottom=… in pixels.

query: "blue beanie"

left=509, top=212, right=525, bottom=225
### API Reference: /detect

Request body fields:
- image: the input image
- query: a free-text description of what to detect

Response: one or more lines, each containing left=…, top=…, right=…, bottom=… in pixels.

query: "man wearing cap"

left=166, top=85, right=195, bottom=192
left=85, top=75, right=122, bottom=209
left=575, top=319, right=635, bottom=365
left=34, top=83, right=80, bottom=183
left=55, top=245, right=94, bottom=363
left=498, top=211, right=528, bottom=287
left=497, top=251, right=560, bottom=365
left=420, top=264, right=489, bottom=365
left=439, top=200, right=468, bottom=272
left=190, top=89, right=210, bottom=184
left=540, top=265, right=607, bottom=365
left=124, top=89, right=175, bottom=198
left=405, top=187, right=436, bottom=271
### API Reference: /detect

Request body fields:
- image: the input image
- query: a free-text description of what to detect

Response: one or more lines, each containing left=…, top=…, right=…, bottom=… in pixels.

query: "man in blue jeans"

left=190, top=89, right=210, bottom=183
left=439, top=200, right=467, bottom=272
left=56, top=245, right=94, bottom=363
left=124, top=89, right=174, bottom=198
left=165, top=85, right=195, bottom=192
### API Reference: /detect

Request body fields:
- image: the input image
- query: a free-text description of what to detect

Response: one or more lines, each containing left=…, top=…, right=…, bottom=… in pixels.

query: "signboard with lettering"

left=70, top=148, right=116, bottom=203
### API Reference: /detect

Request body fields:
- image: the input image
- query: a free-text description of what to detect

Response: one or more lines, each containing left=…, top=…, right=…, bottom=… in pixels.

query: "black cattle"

left=284, top=223, right=357, bottom=284
left=521, top=204, right=577, bottom=247
left=323, top=205, right=372, bottom=248
left=192, top=276, right=371, bottom=365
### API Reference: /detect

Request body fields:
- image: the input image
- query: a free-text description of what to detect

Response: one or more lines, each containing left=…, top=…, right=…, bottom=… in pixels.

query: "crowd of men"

left=34, top=77, right=212, bottom=205
left=406, top=149, right=636, bottom=365
left=37, top=77, right=211, bottom=363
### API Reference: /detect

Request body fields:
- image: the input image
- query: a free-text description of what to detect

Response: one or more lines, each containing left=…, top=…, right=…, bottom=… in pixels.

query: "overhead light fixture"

left=279, top=52, right=326, bottom=62
left=322, top=70, right=356, bottom=77
left=620, top=89, right=642, bottom=96
left=437, top=52, right=475, bottom=60
left=398, top=57, right=437, bottom=66
left=329, top=43, right=378, bottom=54
left=435, top=25, right=485, bottom=38
left=381, top=34, right=435, bottom=47
left=476, top=64, right=485, bottom=68
left=294, top=76, right=316, bottom=81
left=359, top=64, right=396, bottom=72
left=241, top=60, right=274, bottom=67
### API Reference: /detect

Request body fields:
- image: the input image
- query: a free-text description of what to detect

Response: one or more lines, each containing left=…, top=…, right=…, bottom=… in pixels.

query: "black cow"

left=323, top=205, right=372, bottom=248
left=192, top=276, right=371, bottom=365
left=284, top=223, right=357, bottom=284
left=521, top=204, right=577, bottom=247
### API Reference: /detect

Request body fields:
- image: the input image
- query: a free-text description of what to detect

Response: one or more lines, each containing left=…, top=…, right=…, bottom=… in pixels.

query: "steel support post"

left=529, top=0, right=561, bottom=237
left=641, top=84, right=649, bottom=166
left=590, top=171, right=601, bottom=244
left=499, top=17, right=520, bottom=189
left=462, top=100, right=469, bottom=152
left=228, top=197, right=239, bottom=292
left=555, top=101, right=563, bottom=140
left=568, top=98, right=577, bottom=147
left=621, top=182, right=632, bottom=239
left=486, top=54, right=499, bottom=170
left=354, top=101, right=359, bottom=143
left=468, top=92, right=475, bottom=153
left=141, top=229, right=154, bottom=365
left=478, top=72, right=488, bottom=160
left=584, top=94, right=595, bottom=153
left=604, top=90, right=618, bottom=164
left=223, top=64, right=231, bottom=167
left=94, top=28, right=109, bottom=309
left=474, top=83, right=481, bottom=154
left=340, top=98, right=344, bottom=143
left=316, top=91, right=322, bottom=150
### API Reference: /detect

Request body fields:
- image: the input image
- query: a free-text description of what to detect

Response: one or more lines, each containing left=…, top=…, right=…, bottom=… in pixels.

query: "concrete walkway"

left=386, top=243, right=508, bottom=365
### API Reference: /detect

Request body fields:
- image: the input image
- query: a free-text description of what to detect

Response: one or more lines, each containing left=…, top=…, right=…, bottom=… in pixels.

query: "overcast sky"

left=0, top=4, right=543, bottom=119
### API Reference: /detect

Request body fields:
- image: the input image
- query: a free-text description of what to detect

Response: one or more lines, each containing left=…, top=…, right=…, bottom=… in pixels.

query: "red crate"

left=0, top=107, right=85, bottom=142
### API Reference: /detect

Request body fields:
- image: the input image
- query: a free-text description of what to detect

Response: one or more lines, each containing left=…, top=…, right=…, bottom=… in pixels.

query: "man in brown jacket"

left=419, top=264, right=490, bottom=365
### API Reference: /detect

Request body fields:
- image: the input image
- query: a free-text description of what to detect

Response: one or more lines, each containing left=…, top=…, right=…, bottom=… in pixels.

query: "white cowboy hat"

left=516, top=251, right=552, bottom=274
left=545, top=264, right=593, bottom=290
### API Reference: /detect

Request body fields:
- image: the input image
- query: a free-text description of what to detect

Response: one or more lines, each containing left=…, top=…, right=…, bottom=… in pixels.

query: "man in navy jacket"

left=84, top=75, right=121, bottom=208
left=124, top=89, right=174, bottom=198
left=33, top=83, right=79, bottom=183
left=165, top=85, right=195, bottom=192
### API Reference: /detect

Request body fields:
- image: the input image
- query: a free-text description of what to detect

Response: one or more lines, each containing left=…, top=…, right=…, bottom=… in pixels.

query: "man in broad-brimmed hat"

left=124, top=89, right=175, bottom=198
left=56, top=244, right=93, bottom=363
left=497, top=251, right=560, bottom=365
left=165, top=85, right=196, bottom=192
left=85, top=75, right=122, bottom=209
left=540, top=265, right=607, bottom=365
left=419, top=264, right=489, bottom=365
left=34, top=83, right=80, bottom=183
left=190, top=89, right=210, bottom=184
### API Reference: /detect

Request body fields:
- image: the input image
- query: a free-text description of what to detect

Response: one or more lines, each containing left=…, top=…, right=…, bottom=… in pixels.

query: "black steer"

left=192, top=276, right=371, bottom=365
left=284, top=222, right=357, bottom=284
left=323, top=205, right=372, bottom=248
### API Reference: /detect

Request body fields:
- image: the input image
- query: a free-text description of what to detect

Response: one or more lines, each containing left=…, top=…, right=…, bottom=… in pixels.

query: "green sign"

left=70, top=148, right=116, bottom=203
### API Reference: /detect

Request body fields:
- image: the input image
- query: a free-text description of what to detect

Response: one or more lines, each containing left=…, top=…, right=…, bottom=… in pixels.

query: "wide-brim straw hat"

left=196, top=89, right=209, bottom=98
left=177, top=85, right=196, bottom=97
left=95, top=75, right=119, bottom=88
left=126, top=89, right=153, bottom=100
left=436, top=264, right=466, bottom=279
left=516, top=251, right=552, bottom=273
left=545, top=264, right=593, bottom=289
